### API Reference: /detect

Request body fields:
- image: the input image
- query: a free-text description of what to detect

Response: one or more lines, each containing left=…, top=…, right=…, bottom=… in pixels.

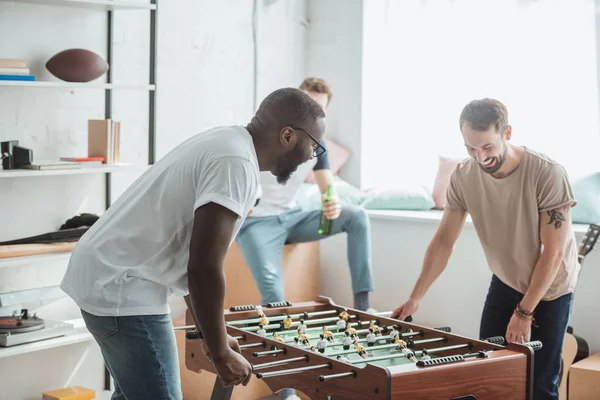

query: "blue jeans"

left=479, top=275, right=573, bottom=400
left=81, top=309, right=182, bottom=400
left=236, top=206, right=374, bottom=304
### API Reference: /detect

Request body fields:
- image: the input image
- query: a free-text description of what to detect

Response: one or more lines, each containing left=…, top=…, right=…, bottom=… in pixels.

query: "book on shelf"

left=0, top=74, right=35, bottom=81
left=20, top=160, right=81, bottom=170
left=0, top=58, right=26, bottom=68
left=59, top=157, right=105, bottom=165
left=0, top=58, right=35, bottom=81
left=88, top=119, right=121, bottom=164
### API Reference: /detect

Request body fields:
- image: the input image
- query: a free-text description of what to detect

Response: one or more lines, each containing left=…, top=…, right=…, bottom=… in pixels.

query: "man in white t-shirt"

left=60, top=88, right=326, bottom=400
left=236, top=78, right=375, bottom=311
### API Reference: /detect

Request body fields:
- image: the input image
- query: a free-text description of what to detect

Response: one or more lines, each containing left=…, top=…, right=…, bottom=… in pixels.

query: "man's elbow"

left=543, top=247, right=565, bottom=266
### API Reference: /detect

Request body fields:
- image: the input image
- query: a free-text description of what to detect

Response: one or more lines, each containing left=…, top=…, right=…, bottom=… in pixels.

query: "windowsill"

left=365, top=209, right=591, bottom=234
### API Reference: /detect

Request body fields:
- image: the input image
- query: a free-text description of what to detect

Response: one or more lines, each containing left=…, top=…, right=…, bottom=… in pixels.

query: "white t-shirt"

left=60, top=126, right=260, bottom=317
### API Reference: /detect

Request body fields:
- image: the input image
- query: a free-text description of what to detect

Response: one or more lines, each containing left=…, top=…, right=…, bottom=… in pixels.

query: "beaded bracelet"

left=514, top=304, right=534, bottom=321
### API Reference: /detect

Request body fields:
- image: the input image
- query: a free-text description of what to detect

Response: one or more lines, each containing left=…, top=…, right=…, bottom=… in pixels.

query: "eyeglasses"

left=291, top=127, right=327, bottom=158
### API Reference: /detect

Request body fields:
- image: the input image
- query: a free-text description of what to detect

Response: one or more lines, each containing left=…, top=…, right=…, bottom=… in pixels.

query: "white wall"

left=319, top=215, right=600, bottom=355
left=0, top=0, right=307, bottom=398
left=305, top=0, right=363, bottom=188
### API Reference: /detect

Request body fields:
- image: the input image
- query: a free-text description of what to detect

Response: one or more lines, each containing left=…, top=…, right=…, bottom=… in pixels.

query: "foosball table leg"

left=210, top=376, right=233, bottom=400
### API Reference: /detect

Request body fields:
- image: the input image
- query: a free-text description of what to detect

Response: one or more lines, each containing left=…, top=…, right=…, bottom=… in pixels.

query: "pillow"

left=361, top=185, right=435, bottom=211
left=296, top=177, right=368, bottom=211
left=432, top=155, right=462, bottom=210
left=305, top=138, right=352, bottom=183
left=571, top=173, right=600, bottom=224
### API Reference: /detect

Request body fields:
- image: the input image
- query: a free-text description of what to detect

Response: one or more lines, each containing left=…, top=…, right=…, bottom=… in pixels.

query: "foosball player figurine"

left=257, top=324, right=267, bottom=337
left=345, top=325, right=357, bottom=335
left=341, top=331, right=353, bottom=350
left=369, top=320, right=381, bottom=334
left=298, top=318, right=307, bottom=334
left=317, top=334, right=328, bottom=354
left=336, top=315, right=347, bottom=332
left=298, top=329, right=310, bottom=346
left=400, top=345, right=418, bottom=363
left=354, top=339, right=368, bottom=359
left=282, top=314, right=293, bottom=330
left=389, top=325, right=400, bottom=343
left=256, top=306, right=269, bottom=326
left=322, top=325, right=335, bottom=342
left=336, top=355, right=350, bottom=363
left=421, top=349, right=431, bottom=361
left=339, top=308, right=349, bottom=321
left=272, top=332, right=284, bottom=342
left=366, top=328, right=377, bottom=347
left=292, top=337, right=301, bottom=347
left=310, top=346, right=318, bottom=353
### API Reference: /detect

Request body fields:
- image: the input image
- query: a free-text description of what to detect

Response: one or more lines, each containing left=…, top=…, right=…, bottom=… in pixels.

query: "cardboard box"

left=42, top=386, right=95, bottom=400
left=569, top=352, right=600, bottom=399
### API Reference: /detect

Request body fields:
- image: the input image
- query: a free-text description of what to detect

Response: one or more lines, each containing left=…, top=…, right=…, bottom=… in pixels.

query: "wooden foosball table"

left=182, top=296, right=541, bottom=400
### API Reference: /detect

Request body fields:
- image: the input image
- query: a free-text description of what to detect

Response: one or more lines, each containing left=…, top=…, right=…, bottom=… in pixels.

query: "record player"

left=0, top=309, right=74, bottom=347
left=0, top=286, right=75, bottom=347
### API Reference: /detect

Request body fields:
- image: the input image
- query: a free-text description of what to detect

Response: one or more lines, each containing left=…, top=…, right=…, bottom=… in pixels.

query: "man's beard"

left=479, top=142, right=508, bottom=174
left=274, top=151, right=302, bottom=185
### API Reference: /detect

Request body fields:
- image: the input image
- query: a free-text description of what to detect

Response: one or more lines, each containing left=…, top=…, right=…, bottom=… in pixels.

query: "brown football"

left=45, top=48, right=109, bottom=82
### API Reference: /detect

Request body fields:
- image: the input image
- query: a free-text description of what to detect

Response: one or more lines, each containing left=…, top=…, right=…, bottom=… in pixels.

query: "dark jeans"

left=479, top=275, right=573, bottom=400
left=81, top=309, right=182, bottom=400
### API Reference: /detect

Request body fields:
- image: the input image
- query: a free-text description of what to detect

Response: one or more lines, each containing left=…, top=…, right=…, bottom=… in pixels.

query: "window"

left=361, top=0, right=600, bottom=190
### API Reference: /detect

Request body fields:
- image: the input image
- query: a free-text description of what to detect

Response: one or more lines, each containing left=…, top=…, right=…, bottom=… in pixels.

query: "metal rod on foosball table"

left=240, top=342, right=266, bottom=350
left=348, top=343, right=471, bottom=364
left=252, top=355, right=309, bottom=371
left=174, top=326, right=245, bottom=341
left=318, top=371, right=357, bottom=382
left=256, top=363, right=332, bottom=379
left=227, top=310, right=338, bottom=326
left=241, top=314, right=359, bottom=333
left=328, top=342, right=398, bottom=357
left=253, top=348, right=286, bottom=357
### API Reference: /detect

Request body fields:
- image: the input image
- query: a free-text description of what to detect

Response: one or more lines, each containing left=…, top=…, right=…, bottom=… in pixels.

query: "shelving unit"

left=0, top=251, right=72, bottom=270
left=0, top=163, right=136, bottom=178
left=0, top=80, right=155, bottom=90
left=0, top=0, right=158, bottom=395
left=0, top=0, right=156, bottom=10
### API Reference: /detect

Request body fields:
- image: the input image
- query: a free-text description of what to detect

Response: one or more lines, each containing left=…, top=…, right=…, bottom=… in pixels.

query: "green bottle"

left=318, top=184, right=334, bottom=235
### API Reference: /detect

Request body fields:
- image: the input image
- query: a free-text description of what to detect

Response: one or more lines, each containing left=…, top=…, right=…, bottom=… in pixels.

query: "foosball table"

left=182, top=296, right=541, bottom=400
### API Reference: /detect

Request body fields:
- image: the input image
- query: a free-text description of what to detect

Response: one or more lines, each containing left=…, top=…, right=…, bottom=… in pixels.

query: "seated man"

left=236, top=77, right=375, bottom=311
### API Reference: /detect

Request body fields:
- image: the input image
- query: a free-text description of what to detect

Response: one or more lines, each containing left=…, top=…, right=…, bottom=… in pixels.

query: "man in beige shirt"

left=392, top=98, right=578, bottom=399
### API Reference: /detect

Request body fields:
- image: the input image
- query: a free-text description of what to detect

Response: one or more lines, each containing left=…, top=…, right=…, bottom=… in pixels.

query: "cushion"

left=571, top=173, right=600, bottom=224
left=305, top=138, right=352, bottom=183
left=432, top=155, right=462, bottom=210
left=361, top=185, right=435, bottom=211
left=296, top=177, right=368, bottom=211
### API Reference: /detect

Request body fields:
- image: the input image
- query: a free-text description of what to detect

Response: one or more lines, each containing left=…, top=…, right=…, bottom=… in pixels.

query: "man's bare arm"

left=186, top=202, right=239, bottom=360
left=519, top=204, right=571, bottom=313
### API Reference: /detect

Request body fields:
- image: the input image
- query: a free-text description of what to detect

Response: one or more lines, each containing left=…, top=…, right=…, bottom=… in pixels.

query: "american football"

left=45, top=48, right=109, bottom=82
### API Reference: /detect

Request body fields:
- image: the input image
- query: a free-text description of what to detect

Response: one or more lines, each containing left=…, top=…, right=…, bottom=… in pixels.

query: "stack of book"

left=87, top=119, right=121, bottom=164
left=0, top=58, right=36, bottom=81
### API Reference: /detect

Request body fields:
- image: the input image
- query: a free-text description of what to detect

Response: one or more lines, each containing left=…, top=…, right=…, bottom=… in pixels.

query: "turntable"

left=0, top=309, right=74, bottom=347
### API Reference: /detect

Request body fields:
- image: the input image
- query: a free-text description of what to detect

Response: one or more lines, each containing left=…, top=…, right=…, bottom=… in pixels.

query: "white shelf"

left=0, top=251, right=72, bottom=270
left=0, top=80, right=155, bottom=90
left=0, top=163, right=141, bottom=178
left=0, top=318, right=94, bottom=359
left=0, top=0, right=156, bottom=10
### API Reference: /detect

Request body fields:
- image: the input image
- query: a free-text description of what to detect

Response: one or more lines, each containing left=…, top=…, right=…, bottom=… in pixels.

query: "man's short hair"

left=459, top=98, right=508, bottom=133
left=299, top=77, right=333, bottom=105
left=256, top=87, right=325, bottom=131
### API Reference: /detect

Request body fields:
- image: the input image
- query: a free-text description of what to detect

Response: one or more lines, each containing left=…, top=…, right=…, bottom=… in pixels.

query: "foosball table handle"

left=484, top=336, right=506, bottom=345
left=434, top=326, right=452, bottom=332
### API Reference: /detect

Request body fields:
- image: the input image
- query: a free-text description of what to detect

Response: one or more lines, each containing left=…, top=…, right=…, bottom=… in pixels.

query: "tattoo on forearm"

left=547, top=206, right=568, bottom=229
